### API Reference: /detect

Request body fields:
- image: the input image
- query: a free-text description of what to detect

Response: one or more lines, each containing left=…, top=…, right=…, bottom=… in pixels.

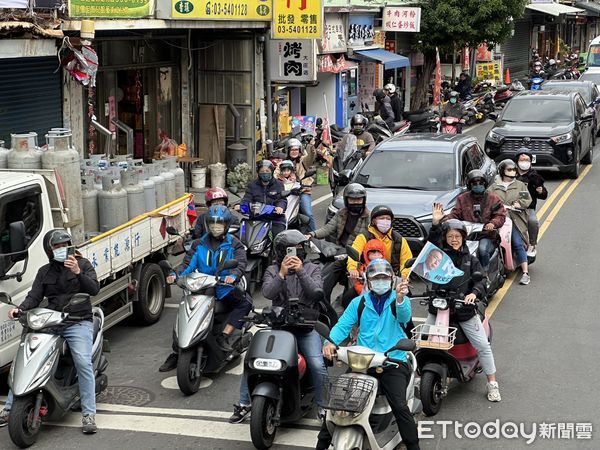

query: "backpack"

left=356, top=295, right=414, bottom=338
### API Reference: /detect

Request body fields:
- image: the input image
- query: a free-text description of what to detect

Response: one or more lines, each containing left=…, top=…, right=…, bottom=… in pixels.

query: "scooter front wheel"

left=250, top=395, right=277, bottom=449
left=8, top=395, right=41, bottom=448
left=421, top=371, right=444, bottom=416
left=177, top=347, right=204, bottom=395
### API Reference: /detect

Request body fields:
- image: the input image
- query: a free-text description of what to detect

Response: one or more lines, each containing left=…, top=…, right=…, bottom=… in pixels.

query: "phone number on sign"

left=276, top=25, right=318, bottom=35
left=205, top=1, right=248, bottom=16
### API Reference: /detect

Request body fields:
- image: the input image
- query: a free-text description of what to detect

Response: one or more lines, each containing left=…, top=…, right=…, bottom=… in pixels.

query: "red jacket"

left=445, top=191, right=506, bottom=238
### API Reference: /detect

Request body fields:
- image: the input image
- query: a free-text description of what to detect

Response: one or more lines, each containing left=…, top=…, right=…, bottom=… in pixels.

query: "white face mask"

left=208, top=223, right=226, bottom=237
left=518, top=161, right=531, bottom=171
left=53, top=247, right=68, bottom=262
left=376, top=218, right=392, bottom=234
left=370, top=279, right=392, bottom=296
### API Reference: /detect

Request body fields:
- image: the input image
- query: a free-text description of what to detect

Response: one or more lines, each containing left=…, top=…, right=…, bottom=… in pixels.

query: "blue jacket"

left=180, top=233, right=241, bottom=299
left=329, top=290, right=412, bottom=362
left=241, top=178, right=287, bottom=225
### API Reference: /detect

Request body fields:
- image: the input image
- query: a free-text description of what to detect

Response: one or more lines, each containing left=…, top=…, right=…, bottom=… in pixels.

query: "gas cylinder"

left=155, top=159, right=176, bottom=203
left=8, top=133, right=42, bottom=169
left=133, top=160, right=156, bottom=212
left=98, top=172, right=129, bottom=232
left=121, top=168, right=146, bottom=220
left=149, top=163, right=166, bottom=207
left=81, top=174, right=99, bottom=234
left=0, top=140, right=8, bottom=169
left=165, top=156, right=186, bottom=198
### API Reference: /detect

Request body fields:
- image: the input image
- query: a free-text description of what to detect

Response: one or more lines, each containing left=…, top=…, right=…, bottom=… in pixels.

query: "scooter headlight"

left=27, top=311, right=53, bottom=330
left=251, top=240, right=267, bottom=254
left=346, top=351, right=374, bottom=372
left=432, top=298, right=448, bottom=309
left=253, top=358, right=283, bottom=371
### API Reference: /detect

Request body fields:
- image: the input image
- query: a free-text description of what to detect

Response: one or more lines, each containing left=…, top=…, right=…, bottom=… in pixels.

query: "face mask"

left=370, top=279, right=392, bottom=296
left=259, top=172, right=273, bottom=183
left=347, top=204, right=364, bottom=215
left=53, top=247, right=67, bottom=262
left=375, top=218, right=392, bottom=234
left=352, top=127, right=364, bottom=136
left=504, top=170, right=516, bottom=179
left=471, top=184, right=486, bottom=195
left=450, top=98, right=457, bottom=104
left=518, top=161, right=531, bottom=171
left=208, top=223, right=226, bottom=237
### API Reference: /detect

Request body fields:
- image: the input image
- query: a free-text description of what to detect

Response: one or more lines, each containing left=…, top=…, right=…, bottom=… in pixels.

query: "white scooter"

left=315, top=323, right=421, bottom=450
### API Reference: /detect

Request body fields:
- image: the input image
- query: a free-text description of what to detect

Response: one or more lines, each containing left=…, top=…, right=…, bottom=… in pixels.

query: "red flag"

left=187, top=202, right=198, bottom=225
left=433, top=47, right=442, bottom=107
left=462, top=47, right=470, bottom=71
left=159, top=217, right=167, bottom=239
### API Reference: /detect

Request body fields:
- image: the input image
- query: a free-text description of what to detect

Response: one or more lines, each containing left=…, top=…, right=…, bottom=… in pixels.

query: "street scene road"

left=2, top=120, right=597, bottom=449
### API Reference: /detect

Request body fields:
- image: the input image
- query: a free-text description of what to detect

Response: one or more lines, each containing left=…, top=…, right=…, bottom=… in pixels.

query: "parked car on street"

left=485, top=91, right=595, bottom=178
left=579, top=68, right=600, bottom=86
left=326, top=134, right=496, bottom=253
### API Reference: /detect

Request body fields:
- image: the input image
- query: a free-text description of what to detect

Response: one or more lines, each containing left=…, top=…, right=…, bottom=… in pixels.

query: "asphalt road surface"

left=2, top=121, right=598, bottom=449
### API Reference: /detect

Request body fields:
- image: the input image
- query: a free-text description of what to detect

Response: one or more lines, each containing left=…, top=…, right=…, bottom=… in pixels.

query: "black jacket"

left=20, top=256, right=100, bottom=321
left=389, top=93, right=404, bottom=121
left=241, top=178, right=287, bottom=225
left=517, top=169, right=548, bottom=210
left=427, top=224, right=486, bottom=322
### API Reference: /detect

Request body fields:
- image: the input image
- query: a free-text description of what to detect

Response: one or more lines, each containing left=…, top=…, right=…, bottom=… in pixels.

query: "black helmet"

left=498, top=159, right=518, bottom=178
left=350, top=114, right=368, bottom=135
left=370, top=205, right=394, bottom=222
left=449, top=91, right=460, bottom=101
left=43, top=228, right=72, bottom=260
left=373, top=89, right=386, bottom=101
left=257, top=159, right=275, bottom=172
left=343, top=183, right=367, bottom=213
left=515, top=147, right=533, bottom=162
left=273, top=229, right=309, bottom=263
left=466, top=169, right=488, bottom=188
left=442, top=219, right=467, bottom=240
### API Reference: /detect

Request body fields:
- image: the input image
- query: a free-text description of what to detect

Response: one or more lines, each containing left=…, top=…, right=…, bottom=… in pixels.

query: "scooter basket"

left=323, top=375, right=375, bottom=414
left=411, top=323, right=457, bottom=350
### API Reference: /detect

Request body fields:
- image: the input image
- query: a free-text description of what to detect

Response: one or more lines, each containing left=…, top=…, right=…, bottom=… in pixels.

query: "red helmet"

left=205, top=187, right=228, bottom=206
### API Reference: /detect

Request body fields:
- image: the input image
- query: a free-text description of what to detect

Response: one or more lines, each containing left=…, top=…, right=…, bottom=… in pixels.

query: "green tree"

left=411, top=0, right=528, bottom=109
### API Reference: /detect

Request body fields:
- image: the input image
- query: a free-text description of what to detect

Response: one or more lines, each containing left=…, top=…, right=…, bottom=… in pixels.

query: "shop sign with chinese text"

left=273, top=0, right=323, bottom=39
left=318, top=13, right=346, bottom=54
left=347, top=15, right=375, bottom=49
left=318, top=54, right=350, bottom=73
left=270, top=39, right=317, bottom=83
left=382, top=7, right=421, bottom=32
left=476, top=61, right=503, bottom=83
left=68, top=0, right=155, bottom=17
left=171, top=0, right=271, bottom=20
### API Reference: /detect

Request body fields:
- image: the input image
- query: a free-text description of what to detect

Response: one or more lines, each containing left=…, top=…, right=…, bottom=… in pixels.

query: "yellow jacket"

left=347, top=224, right=413, bottom=279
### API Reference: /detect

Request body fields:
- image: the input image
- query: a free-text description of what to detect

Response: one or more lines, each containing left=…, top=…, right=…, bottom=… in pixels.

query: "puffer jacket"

left=241, top=178, right=287, bottom=225
left=487, top=176, right=532, bottom=243
left=312, top=207, right=370, bottom=246
left=19, top=256, right=100, bottom=322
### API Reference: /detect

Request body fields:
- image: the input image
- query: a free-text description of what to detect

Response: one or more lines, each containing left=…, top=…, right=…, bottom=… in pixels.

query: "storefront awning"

left=525, top=2, right=584, bottom=16
left=352, top=48, right=410, bottom=69
left=575, top=1, right=600, bottom=16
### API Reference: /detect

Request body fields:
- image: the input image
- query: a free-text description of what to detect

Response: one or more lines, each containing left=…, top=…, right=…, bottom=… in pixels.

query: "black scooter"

left=242, top=295, right=327, bottom=449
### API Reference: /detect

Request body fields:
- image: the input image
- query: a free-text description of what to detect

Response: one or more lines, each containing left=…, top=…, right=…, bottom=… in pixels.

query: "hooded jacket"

left=19, top=254, right=100, bottom=321
left=427, top=224, right=486, bottom=322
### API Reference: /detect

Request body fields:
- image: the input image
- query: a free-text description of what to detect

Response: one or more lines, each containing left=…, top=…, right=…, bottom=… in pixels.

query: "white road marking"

left=311, top=192, right=333, bottom=206
left=164, top=303, right=179, bottom=309
left=160, top=375, right=213, bottom=390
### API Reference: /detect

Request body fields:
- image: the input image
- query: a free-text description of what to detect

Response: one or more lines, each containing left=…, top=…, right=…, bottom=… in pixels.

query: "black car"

left=485, top=91, right=594, bottom=178
left=327, top=134, right=496, bottom=253
left=540, top=79, right=600, bottom=137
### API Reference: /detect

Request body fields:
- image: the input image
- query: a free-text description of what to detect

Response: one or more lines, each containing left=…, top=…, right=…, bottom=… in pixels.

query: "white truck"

left=0, top=169, right=192, bottom=370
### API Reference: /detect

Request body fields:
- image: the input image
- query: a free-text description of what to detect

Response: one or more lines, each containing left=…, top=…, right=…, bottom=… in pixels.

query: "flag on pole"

left=433, top=47, right=442, bottom=107
left=410, top=242, right=464, bottom=284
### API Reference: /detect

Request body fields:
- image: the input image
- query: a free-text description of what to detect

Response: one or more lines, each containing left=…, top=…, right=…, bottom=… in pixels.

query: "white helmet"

left=384, top=83, right=396, bottom=94
left=549, top=58, right=556, bottom=66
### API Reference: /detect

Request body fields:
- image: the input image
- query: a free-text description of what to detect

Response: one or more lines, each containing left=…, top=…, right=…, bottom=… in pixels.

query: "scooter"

left=329, top=137, right=371, bottom=196
left=409, top=275, right=492, bottom=416
left=0, top=292, right=109, bottom=448
left=437, top=116, right=465, bottom=135
left=498, top=209, right=536, bottom=272
left=314, top=322, right=421, bottom=450
left=493, top=85, right=514, bottom=107
left=281, top=169, right=316, bottom=232
left=529, top=75, right=545, bottom=91
left=242, top=294, right=326, bottom=449
left=168, top=259, right=252, bottom=395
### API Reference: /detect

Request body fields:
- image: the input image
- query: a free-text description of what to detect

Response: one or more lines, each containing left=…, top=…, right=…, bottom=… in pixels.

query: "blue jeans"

left=5, top=321, right=96, bottom=415
left=477, top=238, right=496, bottom=271
left=299, top=193, right=316, bottom=232
left=511, top=225, right=528, bottom=266
left=240, top=329, right=327, bottom=407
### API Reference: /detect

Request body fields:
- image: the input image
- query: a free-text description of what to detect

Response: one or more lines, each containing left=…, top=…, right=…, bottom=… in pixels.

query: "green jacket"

left=313, top=207, right=370, bottom=246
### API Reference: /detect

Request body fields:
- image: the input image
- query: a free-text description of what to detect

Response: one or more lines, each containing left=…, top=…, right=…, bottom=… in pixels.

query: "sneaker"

left=82, top=414, right=97, bottom=434
left=159, top=353, right=178, bottom=372
left=527, top=245, right=537, bottom=258
left=229, top=404, right=251, bottom=423
left=519, top=272, right=531, bottom=285
left=0, top=409, right=9, bottom=427
left=487, top=381, right=501, bottom=402
left=317, top=407, right=326, bottom=422
left=216, top=333, right=233, bottom=353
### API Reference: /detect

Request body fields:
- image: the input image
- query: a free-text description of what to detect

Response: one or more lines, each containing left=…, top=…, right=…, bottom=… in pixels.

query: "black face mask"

left=347, top=204, right=365, bottom=215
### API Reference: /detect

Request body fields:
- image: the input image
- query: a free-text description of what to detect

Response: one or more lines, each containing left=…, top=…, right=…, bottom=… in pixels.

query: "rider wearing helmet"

left=488, top=159, right=532, bottom=285
left=373, top=88, right=396, bottom=129
left=423, top=217, right=501, bottom=402
left=442, top=91, right=467, bottom=130
left=161, top=205, right=251, bottom=371
left=348, top=205, right=413, bottom=284
left=456, top=71, right=472, bottom=100
left=546, top=58, right=558, bottom=79
left=318, top=259, right=419, bottom=450
left=514, top=148, right=547, bottom=258
left=285, top=137, right=318, bottom=232
left=275, top=159, right=296, bottom=182
left=442, top=170, right=506, bottom=271
left=384, top=83, right=404, bottom=121
left=236, top=159, right=287, bottom=236
left=309, top=183, right=371, bottom=303
left=192, top=187, right=239, bottom=239
left=3, top=229, right=101, bottom=433
left=349, top=114, right=376, bottom=153
left=230, top=229, right=328, bottom=424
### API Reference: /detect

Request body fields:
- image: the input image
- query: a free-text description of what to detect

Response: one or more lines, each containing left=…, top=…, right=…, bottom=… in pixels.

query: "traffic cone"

left=505, top=68, right=511, bottom=84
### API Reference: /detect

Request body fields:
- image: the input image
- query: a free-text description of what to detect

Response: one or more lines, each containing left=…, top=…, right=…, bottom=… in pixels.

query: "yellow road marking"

left=486, top=164, right=593, bottom=318
left=536, top=179, right=570, bottom=221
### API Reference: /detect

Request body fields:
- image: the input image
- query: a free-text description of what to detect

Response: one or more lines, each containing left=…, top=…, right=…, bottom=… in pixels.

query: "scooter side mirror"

left=303, top=169, right=317, bottom=179
left=314, top=321, right=333, bottom=343
left=471, top=271, right=485, bottom=283
left=166, top=226, right=180, bottom=236
left=345, top=245, right=361, bottom=262
left=338, top=169, right=352, bottom=187
left=488, top=112, right=498, bottom=121
left=386, top=338, right=416, bottom=355
left=0, top=292, right=13, bottom=305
